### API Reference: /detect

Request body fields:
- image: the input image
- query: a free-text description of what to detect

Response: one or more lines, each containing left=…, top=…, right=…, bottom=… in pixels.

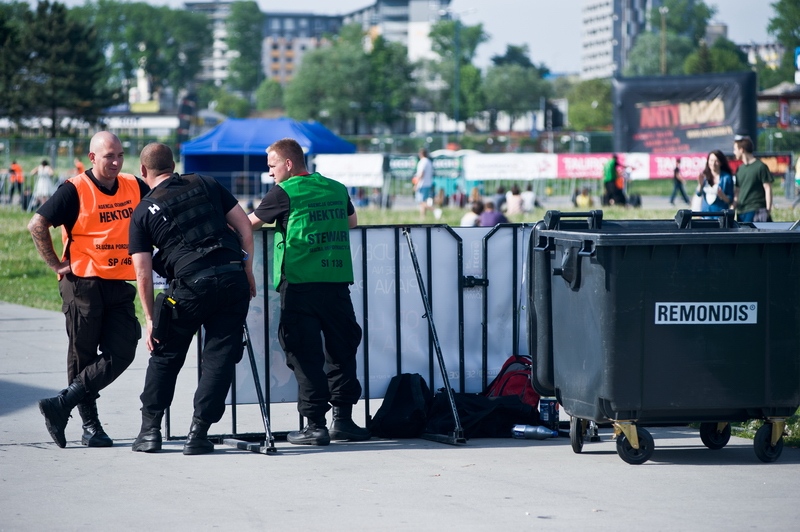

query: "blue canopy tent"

left=180, top=117, right=356, bottom=198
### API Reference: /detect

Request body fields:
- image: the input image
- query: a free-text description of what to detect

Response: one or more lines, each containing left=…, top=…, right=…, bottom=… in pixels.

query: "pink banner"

left=554, top=153, right=710, bottom=180
left=648, top=154, right=707, bottom=180
left=557, top=154, right=614, bottom=179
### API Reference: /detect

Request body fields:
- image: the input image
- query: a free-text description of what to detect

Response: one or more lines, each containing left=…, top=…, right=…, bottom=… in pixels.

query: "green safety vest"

left=273, top=172, right=354, bottom=290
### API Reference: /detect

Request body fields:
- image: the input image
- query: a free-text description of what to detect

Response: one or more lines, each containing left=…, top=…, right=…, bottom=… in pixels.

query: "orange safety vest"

left=62, top=172, right=140, bottom=280
left=10, top=163, right=23, bottom=183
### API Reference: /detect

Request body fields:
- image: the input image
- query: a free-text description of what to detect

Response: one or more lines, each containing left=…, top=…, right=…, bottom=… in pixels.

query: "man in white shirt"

left=412, top=148, right=433, bottom=219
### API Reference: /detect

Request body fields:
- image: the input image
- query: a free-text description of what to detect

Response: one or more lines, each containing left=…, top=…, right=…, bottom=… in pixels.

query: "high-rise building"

left=704, top=21, right=727, bottom=46
left=581, top=0, right=661, bottom=80
left=186, top=1, right=236, bottom=87
left=740, top=43, right=784, bottom=70
left=263, top=13, right=344, bottom=85
left=186, top=1, right=452, bottom=88
left=344, top=0, right=451, bottom=62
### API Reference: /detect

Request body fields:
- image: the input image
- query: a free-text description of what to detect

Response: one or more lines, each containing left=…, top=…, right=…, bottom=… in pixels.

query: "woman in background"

left=30, top=159, right=54, bottom=207
left=696, top=149, right=734, bottom=213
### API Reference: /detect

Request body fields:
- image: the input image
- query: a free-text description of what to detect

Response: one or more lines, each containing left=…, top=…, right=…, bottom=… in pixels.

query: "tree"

left=754, top=56, right=786, bottom=91
left=365, top=36, right=413, bottom=132
left=457, top=63, right=484, bottom=124
left=0, top=2, right=28, bottom=125
left=255, top=79, right=283, bottom=111
left=284, top=24, right=370, bottom=133
left=491, top=44, right=550, bottom=78
left=624, top=32, right=696, bottom=76
left=427, top=20, right=489, bottom=124
left=412, top=58, right=450, bottom=127
left=684, top=40, right=713, bottom=74
left=483, top=64, right=550, bottom=131
left=566, top=79, right=612, bottom=131
left=684, top=37, right=750, bottom=75
left=652, top=0, right=716, bottom=44
left=767, top=0, right=800, bottom=80
left=213, top=88, right=250, bottom=118
left=226, top=1, right=265, bottom=95
left=75, top=0, right=211, bottom=106
left=628, top=0, right=716, bottom=77
left=284, top=50, right=327, bottom=121
left=158, top=8, right=213, bottom=97
left=197, top=80, right=220, bottom=111
left=23, top=1, right=114, bottom=137
left=429, top=20, right=488, bottom=65
left=492, top=44, right=533, bottom=68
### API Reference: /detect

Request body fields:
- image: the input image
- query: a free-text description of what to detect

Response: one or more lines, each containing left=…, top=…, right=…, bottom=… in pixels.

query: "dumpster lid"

left=538, top=210, right=800, bottom=246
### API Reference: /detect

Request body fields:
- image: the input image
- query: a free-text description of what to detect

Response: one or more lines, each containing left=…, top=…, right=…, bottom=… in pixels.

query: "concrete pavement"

left=2, top=301, right=800, bottom=531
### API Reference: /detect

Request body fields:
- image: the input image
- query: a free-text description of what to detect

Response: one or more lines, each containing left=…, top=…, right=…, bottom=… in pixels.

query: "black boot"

left=132, top=412, right=164, bottom=453
left=183, top=417, right=214, bottom=455
left=287, top=418, right=330, bottom=446
left=38, top=380, right=86, bottom=448
left=330, top=405, right=371, bottom=442
left=77, top=401, right=113, bottom=447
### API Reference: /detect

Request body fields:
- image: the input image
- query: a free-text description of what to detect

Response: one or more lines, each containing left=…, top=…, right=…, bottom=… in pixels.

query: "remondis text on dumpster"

left=654, top=302, right=757, bottom=325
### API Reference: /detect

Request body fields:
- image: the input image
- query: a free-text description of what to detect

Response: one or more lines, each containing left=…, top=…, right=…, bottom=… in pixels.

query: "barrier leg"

left=402, top=227, right=466, bottom=446
left=221, top=323, right=277, bottom=454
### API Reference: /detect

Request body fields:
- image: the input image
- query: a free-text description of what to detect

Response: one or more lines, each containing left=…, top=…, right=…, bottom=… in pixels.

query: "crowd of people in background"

left=3, top=138, right=779, bottom=228
left=1, top=157, right=86, bottom=210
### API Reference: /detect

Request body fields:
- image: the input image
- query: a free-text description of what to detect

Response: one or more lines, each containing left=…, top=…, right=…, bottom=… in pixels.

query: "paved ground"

left=2, top=301, right=800, bottom=530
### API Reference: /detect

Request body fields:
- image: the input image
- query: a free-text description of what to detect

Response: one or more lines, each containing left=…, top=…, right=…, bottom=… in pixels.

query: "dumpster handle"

left=544, top=210, right=603, bottom=230
left=789, top=219, right=800, bottom=231
left=552, top=241, right=593, bottom=291
left=675, top=209, right=736, bottom=229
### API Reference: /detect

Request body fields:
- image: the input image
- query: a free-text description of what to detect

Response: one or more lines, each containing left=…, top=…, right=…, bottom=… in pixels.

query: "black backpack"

left=369, top=373, right=432, bottom=438
left=424, top=391, right=540, bottom=439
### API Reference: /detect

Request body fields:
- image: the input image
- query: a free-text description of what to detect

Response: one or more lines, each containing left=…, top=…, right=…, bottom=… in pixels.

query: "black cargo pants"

left=278, top=282, right=363, bottom=421
left=59, top=274, right=140, bottom=396
left=138, top=269, right=250, bottom=424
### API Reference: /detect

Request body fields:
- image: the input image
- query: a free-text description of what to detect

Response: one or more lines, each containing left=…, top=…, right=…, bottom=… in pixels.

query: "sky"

left=55, top=0, right=775, bottom=74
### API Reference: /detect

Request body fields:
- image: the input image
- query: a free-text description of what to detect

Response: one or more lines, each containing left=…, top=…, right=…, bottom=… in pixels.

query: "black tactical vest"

left=142, top=173, right=240, bottom=279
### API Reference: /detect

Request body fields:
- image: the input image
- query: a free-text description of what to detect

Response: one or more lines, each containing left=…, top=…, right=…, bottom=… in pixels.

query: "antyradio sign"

left=613, top=72, right=757, bottom=154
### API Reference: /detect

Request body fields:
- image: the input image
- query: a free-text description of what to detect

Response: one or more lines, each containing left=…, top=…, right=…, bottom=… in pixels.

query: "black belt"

left=181, top=262, right=243, bottom=282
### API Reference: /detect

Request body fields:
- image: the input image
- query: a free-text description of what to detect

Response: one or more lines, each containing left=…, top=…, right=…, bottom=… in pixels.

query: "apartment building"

left=186, top=1, right=236, bottom=87
left=263, top=13, right=343, bottom=85
left=186, top=1, right=451, bottom=87
left=581, top=0, right=659, bottom=80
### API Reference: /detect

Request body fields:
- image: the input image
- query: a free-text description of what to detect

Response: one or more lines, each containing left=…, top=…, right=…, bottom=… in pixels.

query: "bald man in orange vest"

left=28, top=131, right=150, bottom=449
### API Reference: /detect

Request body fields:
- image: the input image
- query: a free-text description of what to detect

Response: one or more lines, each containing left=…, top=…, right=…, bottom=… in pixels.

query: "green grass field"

left=3, top=201, right=798, bottom=446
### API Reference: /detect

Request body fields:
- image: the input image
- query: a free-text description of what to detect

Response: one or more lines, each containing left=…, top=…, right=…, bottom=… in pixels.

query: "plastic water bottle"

left=512, top=424, right=558, bottom=440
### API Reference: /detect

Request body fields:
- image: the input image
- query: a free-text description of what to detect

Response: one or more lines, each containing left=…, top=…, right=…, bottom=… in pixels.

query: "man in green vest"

left=249, top=138, right=369, bottom=446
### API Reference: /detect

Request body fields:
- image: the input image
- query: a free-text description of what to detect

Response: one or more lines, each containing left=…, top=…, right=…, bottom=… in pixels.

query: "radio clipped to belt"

left=152, top=292, right=178, bottom=343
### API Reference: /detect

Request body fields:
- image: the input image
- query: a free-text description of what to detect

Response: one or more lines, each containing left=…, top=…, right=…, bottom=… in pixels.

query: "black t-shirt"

left=128, top=174, right=241, bottom=275
left=37, top=169, right=150, bottom=230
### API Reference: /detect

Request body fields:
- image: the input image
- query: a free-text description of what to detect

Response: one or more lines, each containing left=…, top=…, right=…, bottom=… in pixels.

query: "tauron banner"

left=613, top=72, right=757, bottom=154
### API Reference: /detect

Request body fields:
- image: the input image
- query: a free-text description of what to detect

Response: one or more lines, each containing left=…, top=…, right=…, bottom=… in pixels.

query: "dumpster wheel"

left=615, top=427, right=654, bottom=465
left=569, top=416, right=585, bottom=453
left=699, top=422, right=731, bottom=450
left=754, top=423, right=784, bottom=463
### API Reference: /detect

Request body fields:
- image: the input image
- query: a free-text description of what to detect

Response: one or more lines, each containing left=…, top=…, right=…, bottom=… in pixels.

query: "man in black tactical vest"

left=249, top=137, right=369, bottom=446
left=128, top=143, right=256, bottom=455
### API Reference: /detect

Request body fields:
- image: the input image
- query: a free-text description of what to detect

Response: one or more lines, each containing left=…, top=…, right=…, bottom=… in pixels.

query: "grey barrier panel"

left=225, top=224, right=531, bottom=433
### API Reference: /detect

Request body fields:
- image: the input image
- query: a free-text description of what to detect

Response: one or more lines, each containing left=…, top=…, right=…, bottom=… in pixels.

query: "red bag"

left=483, top=355, right=540, bottom=408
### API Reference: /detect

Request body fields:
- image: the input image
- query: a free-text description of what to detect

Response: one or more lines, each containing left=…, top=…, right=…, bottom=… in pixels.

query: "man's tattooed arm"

left=28, top=214, right=70, bottom=275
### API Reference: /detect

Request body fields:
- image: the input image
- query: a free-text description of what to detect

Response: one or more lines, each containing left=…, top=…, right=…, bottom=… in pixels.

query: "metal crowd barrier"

left=167, top=223, right=533, bottom=442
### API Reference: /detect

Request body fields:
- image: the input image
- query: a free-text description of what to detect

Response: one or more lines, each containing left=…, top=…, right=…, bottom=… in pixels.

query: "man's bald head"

left=88, top=131, right=124, bottom=181
left=140, top=143, right=175, bottom=176
left=89, top=131, right=121, bottom=154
